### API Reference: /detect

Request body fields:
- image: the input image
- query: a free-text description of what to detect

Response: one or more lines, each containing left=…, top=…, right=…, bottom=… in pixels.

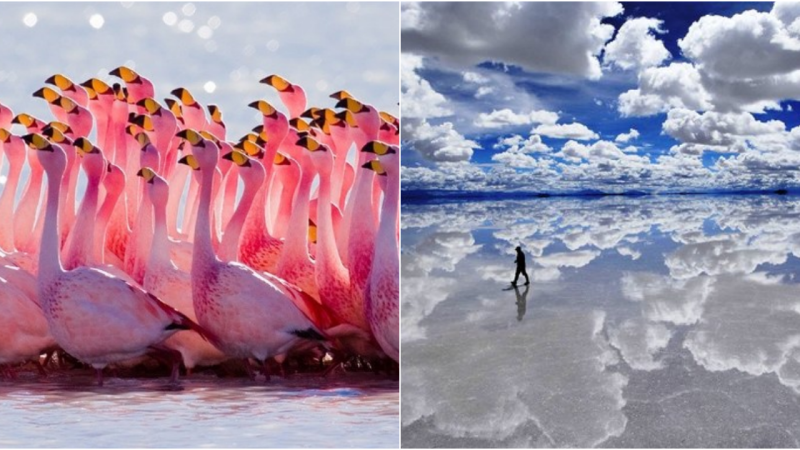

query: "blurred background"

left=0, top=1, right=399, bottom=141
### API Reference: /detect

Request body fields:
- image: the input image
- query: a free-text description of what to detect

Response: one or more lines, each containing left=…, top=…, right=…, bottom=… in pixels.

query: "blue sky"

left=401, top=2, right=800, bottom=193
left=0, top=2, right=399, bottom=142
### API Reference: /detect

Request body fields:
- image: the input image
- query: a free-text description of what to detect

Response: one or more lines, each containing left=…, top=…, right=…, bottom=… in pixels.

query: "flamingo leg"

left=95, top=368, right=104, bottom=387
left=261, top=359, right=271, bottom=382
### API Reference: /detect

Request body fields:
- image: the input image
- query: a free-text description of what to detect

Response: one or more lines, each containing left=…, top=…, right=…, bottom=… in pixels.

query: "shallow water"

left=401, top=195, right=800, bottom=448
left=0, top=373, right=398, bottom=447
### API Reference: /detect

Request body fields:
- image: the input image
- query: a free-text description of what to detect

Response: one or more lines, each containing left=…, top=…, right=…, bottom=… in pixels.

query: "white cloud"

left=533, top=122, right=598, bottom=140
left=604, top=17, right=671, bottom=72
left=618, top=63, right=713, bottom=117
left=662, top=108, right=786, bottom=151
left=462, top=71, right=489, bottom=84
left=615, top=128, right=639, bottom=143
left=403, top=119, right=480, bottom=163
left=401, top=53, right=452, bottom=119
left=474, top=108, right=558, bottom=129
left=679, top=9, right=800, bottom=80
left=401, top=2, right=623, bottom=79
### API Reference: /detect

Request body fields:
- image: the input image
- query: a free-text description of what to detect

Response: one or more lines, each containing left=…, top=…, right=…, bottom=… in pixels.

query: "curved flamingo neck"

left=192, top=165, right=218, bottom=276
left=0, top=155, right=22, bottom=251
left=14, top=162, right=43, bottom=253
left=221, top=171, right=260, bottom=261
left=274, top=165, right=299, bottom=238
left=64, top=172, right=101, bottom=269
left=281, top=161, right=314, bottom=264
left=149, top=196, right=171, bottom=270
left=39, top=162, right=66, bottom=286
left=242, top=178, right=272, bottom=241
left=376, top=172, right=399, bottom=261
left=316, top=169, right=346, bottom=274
left=94, top=185, right=122, bottom=264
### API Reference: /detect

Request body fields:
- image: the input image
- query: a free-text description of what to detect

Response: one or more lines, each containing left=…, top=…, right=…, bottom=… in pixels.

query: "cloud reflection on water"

left=402, top=196, right=800, bottom=447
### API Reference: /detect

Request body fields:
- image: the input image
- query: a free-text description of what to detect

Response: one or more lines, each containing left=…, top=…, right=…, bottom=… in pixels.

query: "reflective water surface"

left=0, top=374, right=398, bottom=447
left=401, top=196, right=800, bottom=448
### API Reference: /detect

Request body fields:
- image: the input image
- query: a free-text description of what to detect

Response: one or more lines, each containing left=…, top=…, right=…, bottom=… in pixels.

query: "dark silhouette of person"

left=513, top=246, right=530, bottom=286
left=513, top=284, right=529, bottom=322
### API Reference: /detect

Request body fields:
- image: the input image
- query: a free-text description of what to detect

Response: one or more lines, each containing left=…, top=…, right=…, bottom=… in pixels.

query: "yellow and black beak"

left=335, top=97, right=367, bottom=113
left=164, top=98, right=183, bottom=118
left=177, top=154, right=201, bottom=170
left=301, top=107, right=321, bottom=120
left=129, top=114, right=154, bottom=131
left=176, top=129, right=205, bottom=147
left=308, top=219, right=317, bottom=244
left=248, top=100, right=278, bottom=117
left=0, top=128, right=11, bottom=143
left=33, top=86, right=62, bottom=104
left=22, top=133, right=54, bottom=152
left=273, top=152, right=291, bottom=166
left=171, top=87, right=196, bottom=106
left=296, top=136, right=324, bottom=152
left=45, top=74, right=75, bottom=91
left=136, top=167, right=157, bottom=183
left=362, top=159, right=387, bottom=176
left=234, top=139, right=265, bottom=159
left=12, top=113, right=36, bottom=128
left=334, top=110, right=359, bottom=128
left=134, top=131, right=151, bottom=148
left=136, top=98, right=161, bottom=115
left=222, top=150, right=252, bottom=168
left=329, top=90, right=353, bottom=101
left=362, top=141, right=396, bottom=155
left=289, top=118, right=311, bottom=132
left=110, top=66, right=141, bottom=84
left=80, top=78, right=111, bottom=95
left=41, top=126, right=71, bottom=145
left=47, top=121, right=72, bottom=135
left=73, top=137, right=100, bottom=155
left=199, top=130, right=221, bottom=147
left=208, top=104, right=223, bottom=124
left=260, top=74, right=292, bottom=92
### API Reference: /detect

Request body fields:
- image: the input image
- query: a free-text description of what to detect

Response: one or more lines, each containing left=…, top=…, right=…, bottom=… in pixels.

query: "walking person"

left=512, top=246, right=530, bottom=286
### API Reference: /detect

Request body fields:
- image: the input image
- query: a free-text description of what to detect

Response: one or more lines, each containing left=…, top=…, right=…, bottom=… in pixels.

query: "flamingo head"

left=23, top=133, right=67, bottom=176
left=73, top=137, right=105, bottom=181
left=103, top=162, right=125, bottom=196
left=296, top=136, right=333, bottom=174
left=176, top=129, right=218, bottom=171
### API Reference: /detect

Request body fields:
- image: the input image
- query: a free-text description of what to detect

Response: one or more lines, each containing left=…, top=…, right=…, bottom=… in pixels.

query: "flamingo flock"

left=0, top=68, right=399, bottom=385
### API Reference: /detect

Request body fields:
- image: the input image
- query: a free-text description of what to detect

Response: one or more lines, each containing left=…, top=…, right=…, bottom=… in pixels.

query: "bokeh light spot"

left=316, top=80, right=329, bottom=92
left=162, top=12, right=177, bottom=26
left=266, top=40, right=280, bottom=52
left=197, top=25, right=212, bottom=39
left=178, top=19, right=194, bottom=33
left=207, top=16, right=221, bottom=29
left=89, top=14, right=105, bottom=29
left=23, top=13, right=37, bottom=27
left=203, top=81, right=216, bottom=93
left=182, top=3, right=196, bottom=17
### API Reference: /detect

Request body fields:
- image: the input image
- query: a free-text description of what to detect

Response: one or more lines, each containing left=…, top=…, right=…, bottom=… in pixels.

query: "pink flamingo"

left=0, top=103, right=12, bottom=128
left=79, top=78, right=115, bottom=156
left=177, top=129, right=327, bottom=379
left=62, top=138, right=106, bottom=270
left=0, top=274, right=56, bottom=371
left=275, top=149, right=320, bottom=300
left=124, top=132, right=160, bottom=285
left=24, top=132, right=215, bottom=386
left=260, top=74, right=307, bottom=119
left=219, top=148, right=264, bottom=262
left=0, top=129, right=25, bottom=253
left=362, top=143, right=399, bottom=362
left=110, top=66, right=154, bottom=104
left=94, top=162, right=126, bottom=268
left=140, top=168, right=228, bottom=372
left=171, top=88, right=207, bottom=132
left=136, top=98, right=178, bottom=169
left=45, top=74, right=89, bottom=108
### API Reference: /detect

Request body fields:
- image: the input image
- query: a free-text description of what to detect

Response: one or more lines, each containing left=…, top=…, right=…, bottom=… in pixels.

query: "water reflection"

left=0, top=375, right=398, bottom=447
left=401, top=196, right=800, bottom=448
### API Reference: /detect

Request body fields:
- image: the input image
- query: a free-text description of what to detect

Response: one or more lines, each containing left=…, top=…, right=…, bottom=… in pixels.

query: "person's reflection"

left=513, top=284, right=529, bottom=321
